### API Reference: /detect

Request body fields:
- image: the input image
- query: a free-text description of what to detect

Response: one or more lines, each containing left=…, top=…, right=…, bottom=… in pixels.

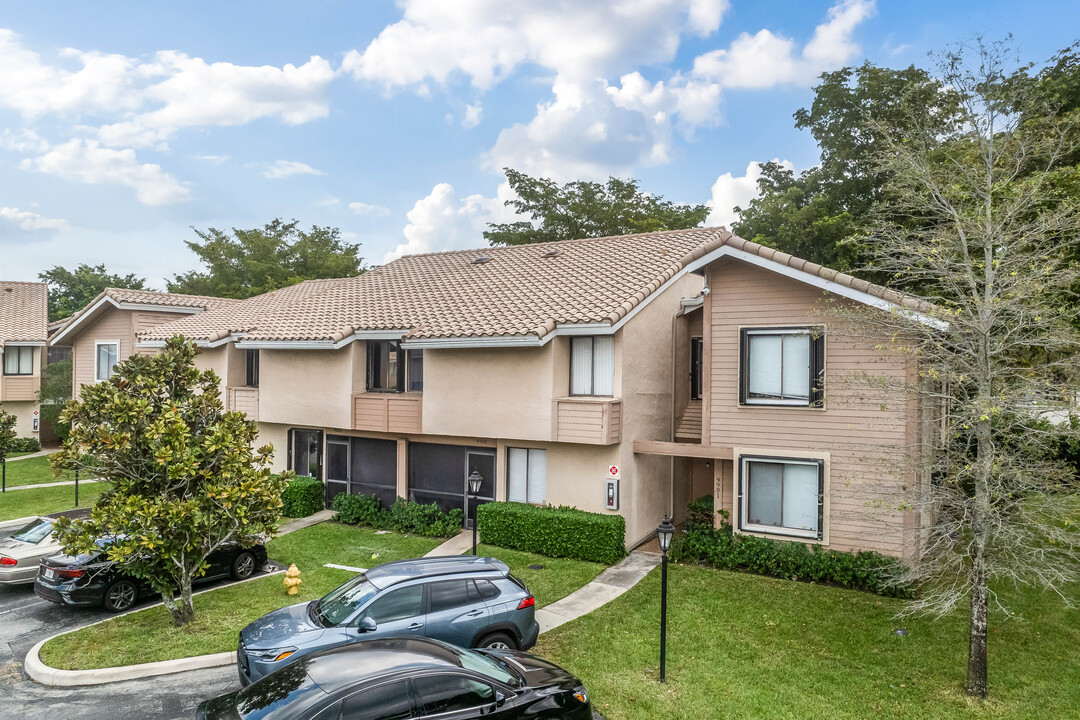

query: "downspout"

left=669, top=308, right=680, bottom=521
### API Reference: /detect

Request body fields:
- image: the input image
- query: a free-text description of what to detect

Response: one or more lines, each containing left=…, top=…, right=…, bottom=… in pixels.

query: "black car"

left=35, top=538, right=268, bottom=612
left=198, top=637, right=591, bottom=720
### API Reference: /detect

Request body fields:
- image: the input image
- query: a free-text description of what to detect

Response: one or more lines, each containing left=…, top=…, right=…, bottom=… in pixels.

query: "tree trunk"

left=161, top=574, right=196, bottom=627
left=966, top=555, right=989, bottom=698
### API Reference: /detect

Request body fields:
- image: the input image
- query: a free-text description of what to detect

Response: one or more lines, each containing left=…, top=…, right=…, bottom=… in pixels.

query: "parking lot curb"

left=24, top=566, right=285, bottom=687
left=0, top=515, right=37, bottom=530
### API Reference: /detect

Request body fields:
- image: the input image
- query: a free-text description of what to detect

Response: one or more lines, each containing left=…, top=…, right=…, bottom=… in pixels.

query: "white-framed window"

left=507, top=447, right=546, bottom=504
left=95, top=341, right=119, bottom=381
left=738, top=455, right=824, bottom=539
left=739, top=327, right=825, bottom=407
left=570, top=336, right=614, bottom=396
left=2, top=345, right=34, bottom=375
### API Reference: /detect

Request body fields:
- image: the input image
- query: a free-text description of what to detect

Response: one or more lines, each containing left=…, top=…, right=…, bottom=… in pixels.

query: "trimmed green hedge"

left=331, top=492, right=464, bottom=539
left=671, top=500, right=911, bottom=597
left=281, top=476, right=324, bottom=518
left=10, top=437, right=40, bottom=453
left=477, top=502, right=626, bottom=565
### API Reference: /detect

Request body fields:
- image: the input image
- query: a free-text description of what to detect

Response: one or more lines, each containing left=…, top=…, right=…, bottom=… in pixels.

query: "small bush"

left=10, top=437, right=41, bottom=453
left=477, top=502, right=626, bottom=565
left=281, top=476, right=324, bottom=518
left=671, top=511, right=911, bottom=597
left=684, top=494, right=716, bottom=530
left=332, top=492, right=463, bottom=538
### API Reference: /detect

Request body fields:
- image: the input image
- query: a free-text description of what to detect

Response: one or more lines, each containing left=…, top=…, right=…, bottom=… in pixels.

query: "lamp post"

left=656, top=516, right=675, bottom=683
left=468, top=470, right=483, bottom=556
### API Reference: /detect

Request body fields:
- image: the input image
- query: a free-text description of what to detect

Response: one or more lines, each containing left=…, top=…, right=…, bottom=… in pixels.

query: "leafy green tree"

left=38, top=357, right=72, bottom=443
left=484, top=169, right=709, bottom=246
left=51, top=337, right=289, bottom=626
left=0, top=404, right=16, bottom=488
left=39, top=264, right=148, bottom=322
left=168, top=219, right=363, bottom=299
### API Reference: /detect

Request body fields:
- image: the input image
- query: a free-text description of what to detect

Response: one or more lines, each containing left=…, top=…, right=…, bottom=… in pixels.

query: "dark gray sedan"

left=237, top=556, right=539, bottom=686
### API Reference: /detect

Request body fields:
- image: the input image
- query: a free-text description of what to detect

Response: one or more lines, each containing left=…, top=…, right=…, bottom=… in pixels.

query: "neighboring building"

left=0, top=281, right=49, bottom=439
left=53, top=228, right=937, bottom=556
left=49, top=288, right=238, bottom=397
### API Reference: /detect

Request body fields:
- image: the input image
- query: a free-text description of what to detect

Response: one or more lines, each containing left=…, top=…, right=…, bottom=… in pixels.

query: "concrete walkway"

left=278, top=509, right=335, bottom=535
left=536, top=551, right=661, bottom=633
left=424, top=530, right=473, bottom=557
left=4, top=449, right=57, bottom=462
left=2, top=477, right=102, bottom=491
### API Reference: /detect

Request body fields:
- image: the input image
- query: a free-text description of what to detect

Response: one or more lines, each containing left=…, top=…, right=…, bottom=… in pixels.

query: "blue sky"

left=1, top=0, right=1077, bottom=286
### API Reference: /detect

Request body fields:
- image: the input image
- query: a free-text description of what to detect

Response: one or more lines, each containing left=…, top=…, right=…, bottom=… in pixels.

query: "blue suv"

left=237, top=556, right=539, bottom=685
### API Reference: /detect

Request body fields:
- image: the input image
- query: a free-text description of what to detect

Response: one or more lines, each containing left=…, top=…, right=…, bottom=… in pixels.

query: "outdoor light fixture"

left=656, top=515, right=675, bottom=682
left=468, top=470, right=484, bottom=556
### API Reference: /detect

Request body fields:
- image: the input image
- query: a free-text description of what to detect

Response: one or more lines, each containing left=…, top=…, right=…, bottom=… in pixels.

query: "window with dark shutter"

left=739, top=327, right=824, bottom=407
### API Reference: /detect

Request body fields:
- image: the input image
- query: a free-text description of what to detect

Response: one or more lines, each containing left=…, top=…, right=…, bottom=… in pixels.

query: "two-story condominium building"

left=0, top=281, right=49, bottom=439
left=55, top=228, right=937, bottom=556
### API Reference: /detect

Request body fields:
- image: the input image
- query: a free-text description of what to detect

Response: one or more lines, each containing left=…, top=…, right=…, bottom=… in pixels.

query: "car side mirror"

left=358, top=616, right=377, bottom=633
left=495, top=691, right=506, bottom=707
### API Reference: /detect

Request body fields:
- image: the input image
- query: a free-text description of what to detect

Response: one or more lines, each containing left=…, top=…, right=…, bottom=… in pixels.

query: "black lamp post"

left=468, top=470, right=483, bottom=555
left=656, top=516, right=675, bottom=683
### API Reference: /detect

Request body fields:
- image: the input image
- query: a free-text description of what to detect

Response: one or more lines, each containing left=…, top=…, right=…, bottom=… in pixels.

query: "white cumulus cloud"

left=462, top=102, right=483, bottom=128
left=348, top=202, right=391, bottom=216
left=705, top=160, right=795, bottom=229
left=0, top=206, right=69, bottom=231
left=262, top=160, right=325, bottom=179
left=20, top=139, right=189, bottom=205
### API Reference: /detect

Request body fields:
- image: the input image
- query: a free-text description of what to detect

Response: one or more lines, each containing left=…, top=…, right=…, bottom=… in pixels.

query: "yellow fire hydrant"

left=284, top=564, right=302, bottom=595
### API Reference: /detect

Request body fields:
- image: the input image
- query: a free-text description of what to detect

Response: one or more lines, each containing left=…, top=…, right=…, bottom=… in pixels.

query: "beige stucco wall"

left=704, top=258, right=917, bottom=557
left=1, top=345, right=43, bottom=437
left=258, top=348, right=355, bottom=431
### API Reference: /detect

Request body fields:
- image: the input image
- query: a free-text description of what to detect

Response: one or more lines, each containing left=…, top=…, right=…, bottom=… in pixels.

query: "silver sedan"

left=0, top=516, right=64, bottom=585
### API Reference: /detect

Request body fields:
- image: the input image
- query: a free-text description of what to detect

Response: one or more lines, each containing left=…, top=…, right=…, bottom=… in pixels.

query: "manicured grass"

left=534, top=564, right=1080, bottom=720
left=0, top=454, right=73, bottom=488
left=0, top=481, right=107, bottom=521
left=39, top=522, right=442, bottom=670
left=477, top=543, right=605, bottom=607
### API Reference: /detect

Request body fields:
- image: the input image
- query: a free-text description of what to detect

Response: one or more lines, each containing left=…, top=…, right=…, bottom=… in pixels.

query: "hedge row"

left=477, top=502, right=626, bottom=565
left=281, top=476, right=324, bottom=518
left=9, top=437, right=40, bottom=454
left=671, top=498, right=911, bottom=597
left=332, top=492, right=464, bottom=539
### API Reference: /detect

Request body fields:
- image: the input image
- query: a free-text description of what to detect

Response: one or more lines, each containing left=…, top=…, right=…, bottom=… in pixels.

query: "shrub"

left=332, top=492, right=389, bottom=527
left=477, top=502, right=626, bottom=565
left=332, top=493, right=463, bottom=538
left=671, top=510, right=911, bottom=597
left=281, top=476, right=324, bottom=518
left=684, top=494, right=716, bottom=530
left=11, top=437, right=41, bottom=453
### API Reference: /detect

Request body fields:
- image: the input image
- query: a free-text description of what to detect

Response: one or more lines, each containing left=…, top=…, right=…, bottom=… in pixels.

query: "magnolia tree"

left=52, top=336, right=288, bottom=626
left=0, top=404, right=16, bottom=488
left=836, top=40, right=1080, bottom=698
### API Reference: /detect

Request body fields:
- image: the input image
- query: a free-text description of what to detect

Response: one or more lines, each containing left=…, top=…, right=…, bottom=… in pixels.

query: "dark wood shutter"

left=738, top=329, right=750, bottom=404
left=809, top=327, right=826, bottom=408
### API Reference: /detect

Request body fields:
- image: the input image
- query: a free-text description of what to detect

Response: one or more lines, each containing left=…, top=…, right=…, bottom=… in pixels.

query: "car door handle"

left=465, top=609, right=483, bottom=617
left=407, top=622, right=424, bottom=630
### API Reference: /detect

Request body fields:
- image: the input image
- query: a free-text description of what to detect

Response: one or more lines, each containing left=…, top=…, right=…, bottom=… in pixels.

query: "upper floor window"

left=407, top=349, right=423, bottom=392
left=690, top=337, right=703, bottom=400
left=2, top=345, right=34, bottom=376
left=367, top=340, right=404, bottom=392
left=739, top=455, right=824, bottom=540
left=95, top=342, right=119, bottom=382
left=245, top=349, right=260, bottom=388
left=570, top=336, right=614, bottom=396
left=739, top=327, right=824, bottom=407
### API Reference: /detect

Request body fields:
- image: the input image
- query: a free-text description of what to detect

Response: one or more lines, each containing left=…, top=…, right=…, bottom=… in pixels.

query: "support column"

left=396, top=439, right=408, bottom=501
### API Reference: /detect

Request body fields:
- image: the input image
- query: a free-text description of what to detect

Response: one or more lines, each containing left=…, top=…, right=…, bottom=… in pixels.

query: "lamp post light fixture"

left=468, top=470, right=484, bottom=556
left=656, top=516, right=675, bottom=683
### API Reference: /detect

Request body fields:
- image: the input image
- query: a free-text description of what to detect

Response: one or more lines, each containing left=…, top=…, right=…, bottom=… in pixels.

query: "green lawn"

left=40, top=522, right=442, bottom=670
left=477, top=543, right=605, bottom=607
left=1, top=454, right=73, bottom=488
left=0, top=481, right=107, bottom=521
left=535, top=564, right=1080, bottom=720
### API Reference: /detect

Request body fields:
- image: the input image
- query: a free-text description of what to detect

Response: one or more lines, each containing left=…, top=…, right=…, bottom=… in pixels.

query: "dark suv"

left=35, top=538, right=267, bottom=612
left=237, top=556, right=539, bottom=686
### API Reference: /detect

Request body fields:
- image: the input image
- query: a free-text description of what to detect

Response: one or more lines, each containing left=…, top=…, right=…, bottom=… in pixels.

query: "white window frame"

left=2, top=345, right=34, bottom=376
left=95, top=341, right=120, bottom=382
left=569, top=336, right=615, bottom=397
left=507, top=447, right=546, bottom=505
left=738, top=453, right=826, bottom=541
left=740, top=326, right=824, bottom=407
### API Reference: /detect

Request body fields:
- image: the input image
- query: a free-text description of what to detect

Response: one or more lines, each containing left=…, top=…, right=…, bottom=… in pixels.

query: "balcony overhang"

left=633, top=440, right=733, bottom=460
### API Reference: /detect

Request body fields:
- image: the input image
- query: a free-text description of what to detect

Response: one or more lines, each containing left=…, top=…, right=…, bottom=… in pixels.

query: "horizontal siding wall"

left=133, top=311, right=184, bottom=355
left=707, top=259, right=916, bottom=557
left=72, top=308, right=133, bottom=395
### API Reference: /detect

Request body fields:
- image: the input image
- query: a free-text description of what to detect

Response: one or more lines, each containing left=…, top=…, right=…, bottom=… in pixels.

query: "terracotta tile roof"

left=139, top=279, right=350, bottom=343
left=51, top=287, right=238, bottom=343
left=0, top=281, right=48, bottom=344
left=139, top=227, right=935, bottom=346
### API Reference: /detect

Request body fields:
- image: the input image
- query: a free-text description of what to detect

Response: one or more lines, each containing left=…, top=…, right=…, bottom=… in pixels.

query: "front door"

left=408, top=443, right=497, bottom=527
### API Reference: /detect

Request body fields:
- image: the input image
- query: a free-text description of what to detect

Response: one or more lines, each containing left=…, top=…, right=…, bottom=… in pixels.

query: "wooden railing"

left=226, top=387, right=259, bottom=418
left=0, top=375, right=38, bottom=402
left=352, top=393, right=423, bottom=434
left=552, top=397, right=622, bottom=445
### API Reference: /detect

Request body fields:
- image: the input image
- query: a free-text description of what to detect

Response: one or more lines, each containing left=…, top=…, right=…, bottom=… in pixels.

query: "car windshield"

left=317, top=575, right=379, bottom=626
left=453, top=646, right=518, bottom=686
left=12, top=518, right=54, bottom=544
left=236, top=661, right=324, bottom=720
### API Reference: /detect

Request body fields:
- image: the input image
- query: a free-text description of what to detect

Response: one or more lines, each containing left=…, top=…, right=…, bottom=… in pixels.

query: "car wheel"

left=103, top=580, right=137, bottom=612
left=477, top=632, right=518, bottom=651
left=231, top=551, right=257, bottom=580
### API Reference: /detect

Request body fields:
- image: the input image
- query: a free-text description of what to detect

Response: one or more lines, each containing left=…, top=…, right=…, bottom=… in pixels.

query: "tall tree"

left=37, top=357, right=72, bottom=443
left=733, top=63, right=960, bottom=272
left=52, top=337, right=288, bottom=626
left=0, top=404, right=16, bottom=489
left=169, top=219, right=363, bottom=299
left=484, top=169, right=709, bottom=246
left=839, top=40, right=1080, bottom=698
left=39, top=264, right=147, bottom=322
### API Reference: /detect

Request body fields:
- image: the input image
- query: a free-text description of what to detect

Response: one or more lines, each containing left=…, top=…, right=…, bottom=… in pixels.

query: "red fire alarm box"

left=604, top=478, right=619, bottom=510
